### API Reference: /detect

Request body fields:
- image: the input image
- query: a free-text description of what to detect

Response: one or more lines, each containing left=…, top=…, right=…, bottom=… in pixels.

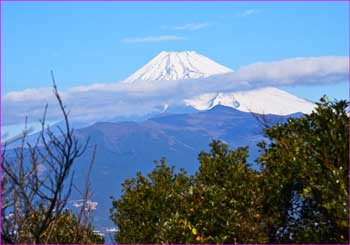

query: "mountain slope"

left=71, top=106, right=300, bottom=232
left=123, top=51, right=233, bottom=83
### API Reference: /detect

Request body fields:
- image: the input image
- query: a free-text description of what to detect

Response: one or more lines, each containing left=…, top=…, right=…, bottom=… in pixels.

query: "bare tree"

left=1, top=72, right=102, bottom=244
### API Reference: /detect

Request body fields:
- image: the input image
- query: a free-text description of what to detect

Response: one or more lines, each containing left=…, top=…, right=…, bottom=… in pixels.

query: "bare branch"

left=2, top=72, right=98, bottom=244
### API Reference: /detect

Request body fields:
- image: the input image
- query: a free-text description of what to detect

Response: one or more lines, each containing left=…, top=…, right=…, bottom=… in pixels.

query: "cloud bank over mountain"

left=3, top=55, right=348, bottom=126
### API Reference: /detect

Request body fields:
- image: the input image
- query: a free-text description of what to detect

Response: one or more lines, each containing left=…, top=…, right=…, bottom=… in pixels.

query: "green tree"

left=111, top=143, right=267, bottom=243
left=160, top=142, right=267, bottom=244
left=258, top=97, right=349, bottom=243
left=110, top=158, right=191, bottom=243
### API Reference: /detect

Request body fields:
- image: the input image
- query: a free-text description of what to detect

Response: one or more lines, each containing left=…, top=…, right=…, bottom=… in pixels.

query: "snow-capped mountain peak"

left=123, top=51, right=233, bottom=83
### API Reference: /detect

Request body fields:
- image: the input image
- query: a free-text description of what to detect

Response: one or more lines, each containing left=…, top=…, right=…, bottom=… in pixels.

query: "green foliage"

left=111, top=144, right=267, bottom=243
left=17, top=207, right=105, bottom=244
left=110, top=97, right=349, bottom=244
left=189, top=142, right=267, bottom=243
left=110, top=158, right=191, bottom=243
left=258, top=96, right=349, bottom=243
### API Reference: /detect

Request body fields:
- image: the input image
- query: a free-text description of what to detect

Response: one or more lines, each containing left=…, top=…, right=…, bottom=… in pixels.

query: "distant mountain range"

left=5, top=50, right=314, bottom=237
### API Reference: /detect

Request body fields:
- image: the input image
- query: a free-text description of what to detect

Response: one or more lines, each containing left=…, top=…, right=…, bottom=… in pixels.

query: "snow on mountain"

left=123, top=50, right=315, bottom=115
left=123, top=51, right=233, bottom=83
left=184, top=87, right=315, bottom=115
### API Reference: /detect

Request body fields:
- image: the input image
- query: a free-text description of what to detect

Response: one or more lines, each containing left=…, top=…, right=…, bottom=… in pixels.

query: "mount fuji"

left=123, top=51, right=233, bottom=83
left=123, top=51, right=315, bottom=115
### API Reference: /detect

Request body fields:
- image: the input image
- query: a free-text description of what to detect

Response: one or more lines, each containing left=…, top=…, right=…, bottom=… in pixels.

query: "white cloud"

left=122, top=35, right=185, bottom=43
left=164, top=22, right=210, bottom=31
left=238, top=9, right=262, bottom=17
left=232, top=56, right=348, bottom=86
left=3, top=56, right=348, bottom=126
left=4, top=87, right=54, bottom=102
left=71, top=200, right=98, bottom=210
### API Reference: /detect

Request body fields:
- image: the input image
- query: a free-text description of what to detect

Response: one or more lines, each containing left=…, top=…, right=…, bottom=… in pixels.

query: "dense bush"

left=258, top=97, right=349, bottom=243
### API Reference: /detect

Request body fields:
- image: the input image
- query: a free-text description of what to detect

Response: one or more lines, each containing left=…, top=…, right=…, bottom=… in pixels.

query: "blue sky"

left=3, top=1, right=349, bottom=102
